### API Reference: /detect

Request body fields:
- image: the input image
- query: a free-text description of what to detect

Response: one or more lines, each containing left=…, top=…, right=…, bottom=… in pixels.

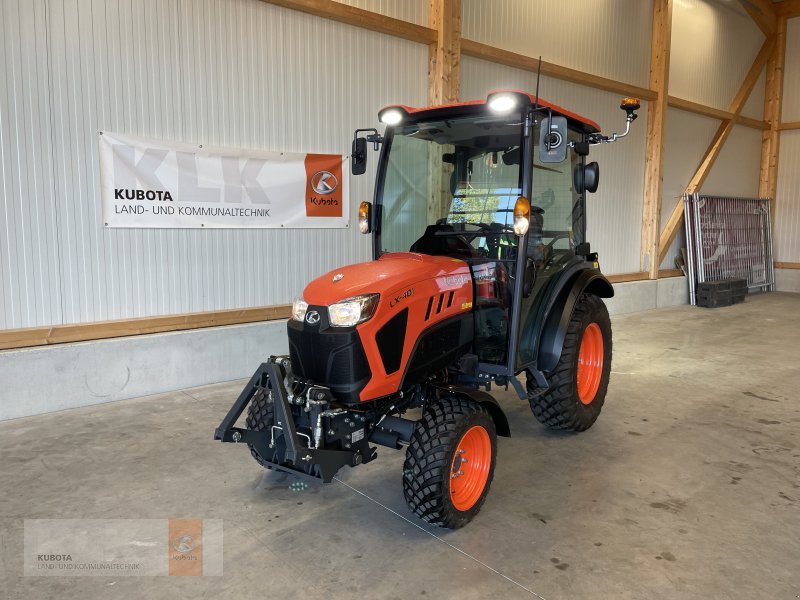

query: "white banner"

left=99, top=132, right=349, bottom=228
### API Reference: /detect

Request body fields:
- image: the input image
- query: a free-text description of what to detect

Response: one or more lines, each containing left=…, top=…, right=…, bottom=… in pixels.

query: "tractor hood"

left=303, top=252, right=470, bottom=306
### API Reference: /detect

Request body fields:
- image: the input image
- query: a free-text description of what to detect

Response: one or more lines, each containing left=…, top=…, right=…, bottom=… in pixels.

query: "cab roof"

left=380, top=89, right=601, bottom=134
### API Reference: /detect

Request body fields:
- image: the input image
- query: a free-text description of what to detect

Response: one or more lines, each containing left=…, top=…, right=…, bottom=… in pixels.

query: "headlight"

left=328, top=294, right=379, bottom=327
left=292, top=297, right=308, bottom=321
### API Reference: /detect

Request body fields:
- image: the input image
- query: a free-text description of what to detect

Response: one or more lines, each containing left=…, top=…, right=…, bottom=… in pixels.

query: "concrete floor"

left=1, top=292, right=799, bottom=599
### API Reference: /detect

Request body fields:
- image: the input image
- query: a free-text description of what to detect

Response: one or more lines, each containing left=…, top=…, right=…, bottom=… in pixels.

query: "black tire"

left=245, top=387, right=275, bottom=468
left=403, top=397, right=497, bottom=529
left=527, top=293, right=612, bottom=432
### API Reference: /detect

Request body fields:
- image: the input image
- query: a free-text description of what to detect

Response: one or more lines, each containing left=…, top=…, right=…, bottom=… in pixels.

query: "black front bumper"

left=214, top=358, right=375, bottom=483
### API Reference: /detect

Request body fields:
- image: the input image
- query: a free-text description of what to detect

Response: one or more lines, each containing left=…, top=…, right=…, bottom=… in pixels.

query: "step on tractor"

left=216, top=90, right=640, bottom=528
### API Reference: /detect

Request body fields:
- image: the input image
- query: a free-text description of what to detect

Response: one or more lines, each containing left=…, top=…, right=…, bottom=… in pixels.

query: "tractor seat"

left=410, top=224, right=480, bottom=259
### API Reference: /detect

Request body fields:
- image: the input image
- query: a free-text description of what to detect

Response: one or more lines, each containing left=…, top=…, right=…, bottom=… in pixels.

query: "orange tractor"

left=216, top=90, right=640, bottom=528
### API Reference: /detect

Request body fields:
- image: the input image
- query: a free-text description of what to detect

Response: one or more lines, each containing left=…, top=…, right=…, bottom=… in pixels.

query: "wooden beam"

left=739, top=115, right=771, bottom=130
left=640, top=0, right=673, bottom=279
left=774, top=0, right=800, bottom=18
left=658, top=35, right=774, bottom=264
left=0, top=305, right=292, bottom=351
left=779, top=121, right=800, bottom=130
left=460, top=39, right=657, bottom=101
left=760, top=17, right=788, bottom=208
left=738, top=0, right=777, bottom=35
left=668, top=96, right=733, bottom=121
left=257, top=0, right=437, bottom=44
left=667, top=95, right=768, bottom=130
left=428, top=0, right=461, bottom=104
left=775, top=262, right=800, bottom=269
left=658, top=268, right=685, bottom=278
left=606, top=272, right=652, bottom=284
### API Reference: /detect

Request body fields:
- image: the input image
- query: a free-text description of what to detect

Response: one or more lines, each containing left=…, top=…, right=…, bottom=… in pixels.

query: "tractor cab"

left=353, top=90, right=638, bottom=386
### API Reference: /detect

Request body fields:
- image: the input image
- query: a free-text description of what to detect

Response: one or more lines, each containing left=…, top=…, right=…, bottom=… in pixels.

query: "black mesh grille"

left=287, top=319, right=371, bottom=403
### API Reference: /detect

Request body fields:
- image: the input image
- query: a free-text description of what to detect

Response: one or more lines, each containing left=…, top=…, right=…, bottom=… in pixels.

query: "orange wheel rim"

left=450, top=425, right=492, bottom=511
left=577, top=322, right=603, bottom=404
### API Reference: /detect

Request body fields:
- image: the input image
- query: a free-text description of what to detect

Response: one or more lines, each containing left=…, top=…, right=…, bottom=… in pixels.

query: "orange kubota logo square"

left=304, top=154, right=343, bottom=217
left=168, top=519, right=202, bottom=576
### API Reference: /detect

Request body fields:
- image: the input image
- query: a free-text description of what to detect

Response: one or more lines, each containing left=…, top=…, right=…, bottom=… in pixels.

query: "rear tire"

left=245, top=387, right=275, bottom=467
left=403, top=397, right=497, bottom=529
left=527, top=293, right=612, bottom=432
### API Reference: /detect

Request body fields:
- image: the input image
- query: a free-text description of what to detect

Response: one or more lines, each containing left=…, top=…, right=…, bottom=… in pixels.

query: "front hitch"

left=214, top=358, right=375, bottom=483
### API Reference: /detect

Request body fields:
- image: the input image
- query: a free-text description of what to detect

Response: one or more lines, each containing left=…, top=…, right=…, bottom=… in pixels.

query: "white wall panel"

left=462, top=0, right=652, bottom=87
left=774, top=19, right=800, bottom=263
left=741, top=68, right=765, bottom=121
left=335, top=0, right=427, bottom=25
left=702, top=125, right=761, bottom=197
left=774, top=131, right=800, bottom=263
left=461, top=57, right=648, bottom=275
left=0, top=0, right=63, bottom=329
left=670, top=0, right=763, bottom=110
left=782, top=18, right=800, bottom=123
left=659, top=108, right=718, bottom=268
left=0, top=0, right=427, bottom=329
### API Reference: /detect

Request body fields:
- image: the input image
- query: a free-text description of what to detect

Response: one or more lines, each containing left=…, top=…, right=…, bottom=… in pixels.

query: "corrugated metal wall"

left=462, top=0, right=653, bottom=86
left=774, top=18, right=800, bottom=264
left=0, top=0, right=427, bottom=329
left=775, top=132, right=800, bottom=262
left=659, top=0, right=766, bottom=269
left=336, top=0, right=427, bottom=25
left=460, top=57, right=649, bottom=276
left=669, top=0, right=764, bottom=110
left=783, top=18, right=800, bottom=123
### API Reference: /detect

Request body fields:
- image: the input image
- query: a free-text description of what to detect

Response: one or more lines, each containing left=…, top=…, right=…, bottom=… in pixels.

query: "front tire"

left=403, top=397, right=497, bottom=529
left=527, top=293, right=612, bottom=432
left=245, top=387, right=275, bottom=467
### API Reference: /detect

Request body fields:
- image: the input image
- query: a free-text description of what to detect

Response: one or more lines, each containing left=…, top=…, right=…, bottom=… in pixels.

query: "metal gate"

left=684, top=193, right=775, bottom=306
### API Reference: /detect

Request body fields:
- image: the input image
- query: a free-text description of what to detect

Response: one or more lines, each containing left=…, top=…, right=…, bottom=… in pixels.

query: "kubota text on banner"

left=99, top=132, right=349, bottom=228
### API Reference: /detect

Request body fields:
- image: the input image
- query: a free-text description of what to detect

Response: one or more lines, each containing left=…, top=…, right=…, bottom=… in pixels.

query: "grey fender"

left=432, top=383, right=511, bottom=437
left=536, top=269, right=613, bottom=373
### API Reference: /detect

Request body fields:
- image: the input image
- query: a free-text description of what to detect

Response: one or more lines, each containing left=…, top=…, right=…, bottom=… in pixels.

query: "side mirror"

left=351, top=137, right=367, bottom=175
left=539, top=116, right=568, bottom=163
left=574, top=162, right=600, bottom=194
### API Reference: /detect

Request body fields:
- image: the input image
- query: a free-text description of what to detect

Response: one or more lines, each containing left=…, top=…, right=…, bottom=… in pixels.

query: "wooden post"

left=428, top=0, right=461, bottom=105
left=640, top=0, right=672, bottom=278
left=759, top=16, right=787, bottom=214
left=657, top=36, right=774, bottom=265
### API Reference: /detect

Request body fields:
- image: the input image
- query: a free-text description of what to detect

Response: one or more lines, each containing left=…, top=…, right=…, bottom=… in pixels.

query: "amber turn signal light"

left=358, top=201, right=371, bottom=234
left=513, top=196, right=531, bottom=236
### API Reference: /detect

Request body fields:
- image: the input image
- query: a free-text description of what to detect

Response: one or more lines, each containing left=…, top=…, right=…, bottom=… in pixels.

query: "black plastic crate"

left=696, top=278, right=747, bottom=294
left=697, top=294, right=733, bottom=308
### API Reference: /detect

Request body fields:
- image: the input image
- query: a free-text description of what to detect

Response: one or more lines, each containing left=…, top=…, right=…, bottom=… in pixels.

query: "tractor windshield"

left=377, top=114, right=525, bottom=259
left=375, top=112, right=586, bottom=368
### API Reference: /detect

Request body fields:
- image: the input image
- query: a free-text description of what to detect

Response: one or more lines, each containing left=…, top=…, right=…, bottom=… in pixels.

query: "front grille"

left=287, top=319, right=371, bottom=403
